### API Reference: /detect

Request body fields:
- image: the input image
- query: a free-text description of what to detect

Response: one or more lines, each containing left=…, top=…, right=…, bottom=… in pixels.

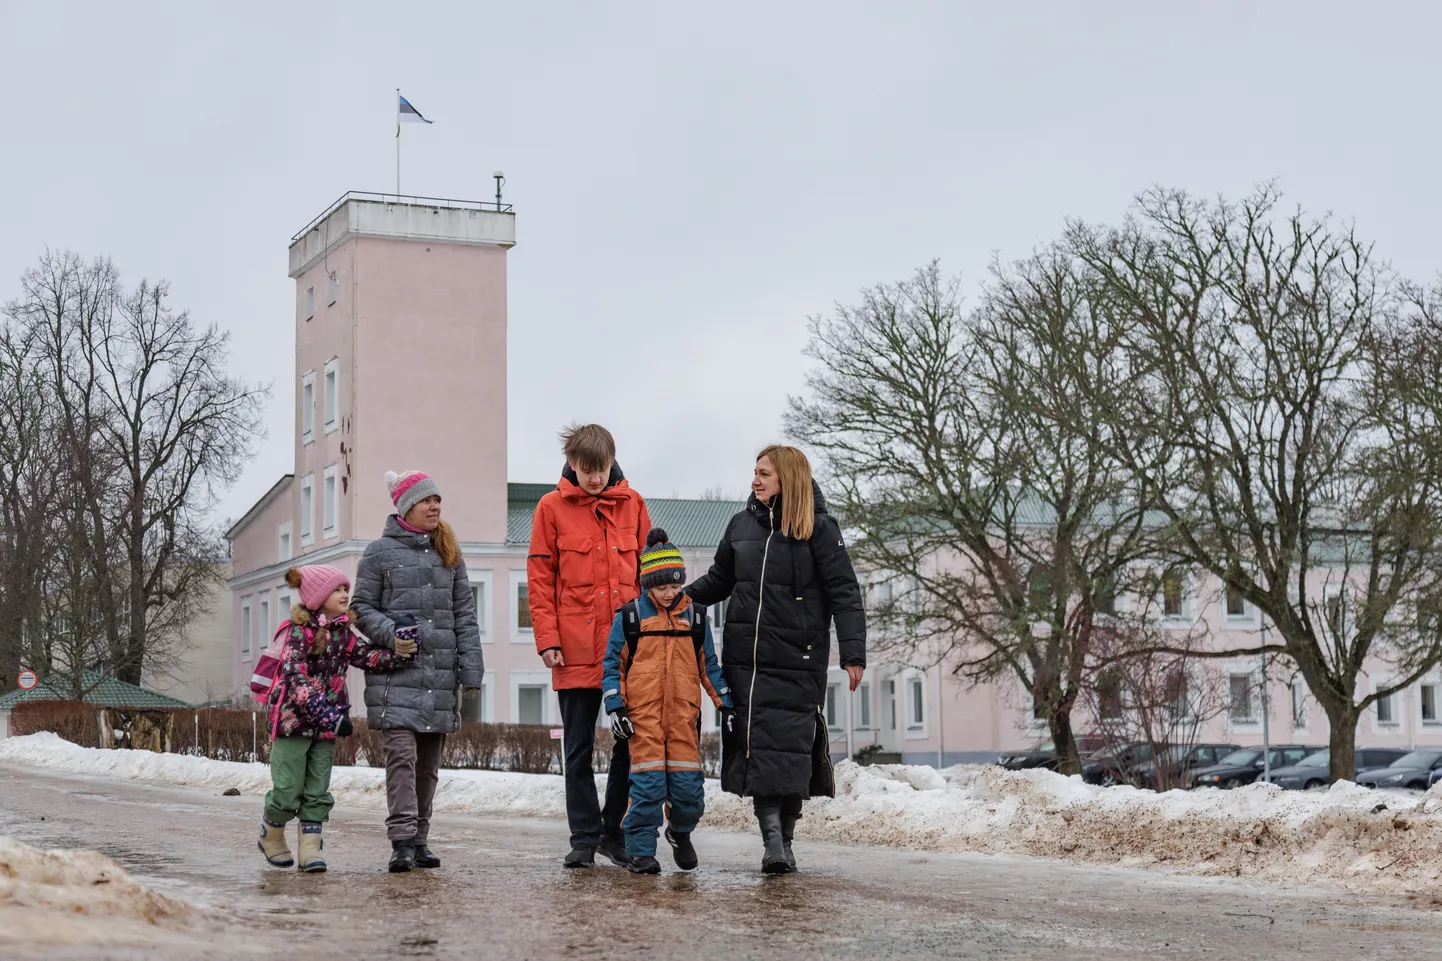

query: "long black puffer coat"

left=687, top=482, right=866, bottom=798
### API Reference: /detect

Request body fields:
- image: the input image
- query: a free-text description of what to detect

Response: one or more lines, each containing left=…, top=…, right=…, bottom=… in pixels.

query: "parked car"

left=1268, top=748, right=1410, bottom=790
left=1356, top=749, right=1442, bottom=790
left=1133, top=743, right=1238, bottom=790
left=1082, top=741, right=1162, bottom=786
left=996, top=734, right=1108, bottom=771
left=1429, top=767, right=1442, bottom=791
left=1189, top=745, right=1322, bottom=789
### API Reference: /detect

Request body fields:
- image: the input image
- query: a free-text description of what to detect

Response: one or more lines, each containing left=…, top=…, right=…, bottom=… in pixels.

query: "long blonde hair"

left=431, top=519, right=462, bottom=568
left=758, top=445, right=815, bottom=541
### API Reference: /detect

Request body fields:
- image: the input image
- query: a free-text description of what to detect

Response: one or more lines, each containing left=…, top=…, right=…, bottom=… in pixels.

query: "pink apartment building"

left=226, top=192, right=1442, bottom=766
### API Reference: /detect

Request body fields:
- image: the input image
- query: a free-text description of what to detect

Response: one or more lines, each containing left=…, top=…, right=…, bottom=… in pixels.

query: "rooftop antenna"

left=493, top=171, right=506, bottom=211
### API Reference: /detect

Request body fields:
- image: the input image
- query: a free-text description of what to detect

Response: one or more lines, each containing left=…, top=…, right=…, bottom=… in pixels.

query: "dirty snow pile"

left=6, top=732, right=1442, bottom=892
left=0, top=834, right=189, bottom=946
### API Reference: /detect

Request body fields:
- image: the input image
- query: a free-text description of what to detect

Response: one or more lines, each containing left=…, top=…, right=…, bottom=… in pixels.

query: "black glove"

left=720, top=707, right=737, bottom=735
left=336, top=715, right=354, bottom=738
left=610, top=708, right=634, bottom=741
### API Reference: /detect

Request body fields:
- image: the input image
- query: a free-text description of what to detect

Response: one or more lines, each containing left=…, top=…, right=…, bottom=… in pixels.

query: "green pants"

left=265, top=736, right=336, bottom=824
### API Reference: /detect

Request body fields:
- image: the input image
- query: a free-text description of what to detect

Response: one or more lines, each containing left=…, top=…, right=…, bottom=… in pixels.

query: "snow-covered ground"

left=4, top=732, right=1440, bottom=893
left=0, top=833, right=190, bottom=947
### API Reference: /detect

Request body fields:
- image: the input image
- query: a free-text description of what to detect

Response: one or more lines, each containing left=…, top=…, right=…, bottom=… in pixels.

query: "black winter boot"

left=627, top=855, right=662, bottom=875
left=665, top=828, right=698, bottom=870
left=413, top=842, right=440, bottom=869
left=756, top=807, right=790, bottom=875
left=598, top=830, right=630, bottom=867
left=389, top=839, right=416, bottom=873
left=780, top=814, right=799, bottom=873
left=563, top=845, right=596, bottom=868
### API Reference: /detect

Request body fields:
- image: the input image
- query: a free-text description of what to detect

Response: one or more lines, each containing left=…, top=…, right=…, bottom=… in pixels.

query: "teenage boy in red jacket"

left=528, top=424, right=652, bottom=867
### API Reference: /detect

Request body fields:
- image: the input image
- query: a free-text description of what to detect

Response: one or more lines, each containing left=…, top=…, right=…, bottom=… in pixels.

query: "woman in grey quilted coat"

left=351, top=469, right=484, bottom=873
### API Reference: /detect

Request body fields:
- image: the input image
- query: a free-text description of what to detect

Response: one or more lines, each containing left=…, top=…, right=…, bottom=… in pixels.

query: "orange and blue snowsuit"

left=603, top=590, right=731, bottom=858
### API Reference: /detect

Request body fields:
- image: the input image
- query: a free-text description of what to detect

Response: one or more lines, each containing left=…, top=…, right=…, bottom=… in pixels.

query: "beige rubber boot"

left=258, top=818, right=294, bottom=867
left=297, top=821, right=327, bottom=873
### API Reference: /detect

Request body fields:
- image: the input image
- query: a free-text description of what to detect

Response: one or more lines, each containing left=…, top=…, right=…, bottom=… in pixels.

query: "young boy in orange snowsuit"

left=603, top=529, right=732, bottom=874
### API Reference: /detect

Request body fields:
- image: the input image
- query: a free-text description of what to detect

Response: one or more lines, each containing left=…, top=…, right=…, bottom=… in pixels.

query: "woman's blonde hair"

left=757, top=445, right=815, bottom=541
left=432, top=519, right=462, bottom=568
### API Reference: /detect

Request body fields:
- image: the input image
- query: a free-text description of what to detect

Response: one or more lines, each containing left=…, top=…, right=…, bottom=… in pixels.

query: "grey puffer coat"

left=351, top=516, right=485, bottom=733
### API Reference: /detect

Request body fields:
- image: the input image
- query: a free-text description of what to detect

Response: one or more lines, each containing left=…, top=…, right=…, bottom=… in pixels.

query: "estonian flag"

left=398, top=93, right=432, bottom=124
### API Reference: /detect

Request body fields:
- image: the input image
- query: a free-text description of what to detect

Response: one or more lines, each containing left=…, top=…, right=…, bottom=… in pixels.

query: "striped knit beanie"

left=385, top=470, right=441, bottom=519
left=640, top=528, right=686, bottom=590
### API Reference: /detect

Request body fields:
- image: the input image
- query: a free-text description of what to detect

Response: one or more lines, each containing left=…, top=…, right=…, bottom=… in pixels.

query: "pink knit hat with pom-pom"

left=285, top=565, right=351, bottom=612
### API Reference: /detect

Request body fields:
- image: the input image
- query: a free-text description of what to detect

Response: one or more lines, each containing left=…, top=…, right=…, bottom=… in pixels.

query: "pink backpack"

left=250, top=622, right=295, bottom=703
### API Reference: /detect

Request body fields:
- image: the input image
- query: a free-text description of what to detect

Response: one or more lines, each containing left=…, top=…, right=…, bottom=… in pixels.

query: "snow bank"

left=0, top=834, right=189, bottom=946
left=6, top=732, right=1441, bottom=893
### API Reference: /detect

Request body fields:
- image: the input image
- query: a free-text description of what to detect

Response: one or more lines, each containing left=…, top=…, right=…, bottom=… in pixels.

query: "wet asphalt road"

left=3, top=763, right=1442, bottom=960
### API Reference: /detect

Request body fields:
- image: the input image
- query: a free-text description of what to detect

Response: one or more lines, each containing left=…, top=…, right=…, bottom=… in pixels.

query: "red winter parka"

left=527, top=463, right=652, bottom=690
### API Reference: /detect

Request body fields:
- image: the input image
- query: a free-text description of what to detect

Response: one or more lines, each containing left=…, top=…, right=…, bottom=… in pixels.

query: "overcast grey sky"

left=3, top=1, right=1439, bottom=525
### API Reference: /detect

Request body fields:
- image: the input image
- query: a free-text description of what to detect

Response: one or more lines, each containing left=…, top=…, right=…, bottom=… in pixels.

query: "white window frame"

left=258, top=591, right=270, bottom=652
left=327, top=271, right=338, bottom=306
left=1222, top=582, right=1260, bottom=629
left=276, top=592, right=292, bottom=626
left=854, top=680, right=872, bottom=731
left=322, top=464, right=338, bottom=539
left=323, top=358, right=339, bottom=434
left=299, top=473, right=315, bottom=546
left=1157, top=567, right=1197, bottom=627
left=277, top=522, right=293, bottom=563
left=825, top=681, right=843, bottom=733
left=240, top=596, right=253, bottom=661
left=304, top=285, right=314, bottom=320
left=462, top=677, right=493, bottom=724
left=469, top=569, right=494, bottom=642
left=1291, top=677, right=1310, bottom=733
left=511, top=570, right=533, bottom=643
left=1224, top=660, right=1262, bottom=730
left=1420, top=678, right=1441, bottom=728
left=1322, top=583, right=1353, bottom=642
left=903, top=668, right=928, bottom=741
left=300, top=370, right=315, bottom=445
left=510, top=670, right=555, bottom=725
left=1371, top=677, right=1402, bottom=734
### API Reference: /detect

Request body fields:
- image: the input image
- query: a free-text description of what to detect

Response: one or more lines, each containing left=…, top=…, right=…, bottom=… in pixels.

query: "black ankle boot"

left=756, top=808, right=789, bottom=875
left=413, top=842, right=440, bottom=869
left=389, top=839, right=416, bottom=873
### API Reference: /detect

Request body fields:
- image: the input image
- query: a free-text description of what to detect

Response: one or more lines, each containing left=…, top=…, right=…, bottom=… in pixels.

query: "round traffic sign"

left=17, top=669, right=38, bottom=690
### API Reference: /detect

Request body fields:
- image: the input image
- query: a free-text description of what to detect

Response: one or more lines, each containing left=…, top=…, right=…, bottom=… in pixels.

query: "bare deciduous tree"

left=1, top=250, right=266, bottom=690
left=1069, top=186, right=1442, bottom=782
left=787, top=259, right=1193, bottom=774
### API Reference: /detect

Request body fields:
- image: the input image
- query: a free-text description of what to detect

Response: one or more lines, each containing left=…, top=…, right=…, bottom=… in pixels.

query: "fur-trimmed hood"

left=289, top=605, right=359, bottom=626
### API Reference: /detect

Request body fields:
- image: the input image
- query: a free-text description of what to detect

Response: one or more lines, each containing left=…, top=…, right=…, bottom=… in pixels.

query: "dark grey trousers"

left=383, top=729, right=447, bottom=842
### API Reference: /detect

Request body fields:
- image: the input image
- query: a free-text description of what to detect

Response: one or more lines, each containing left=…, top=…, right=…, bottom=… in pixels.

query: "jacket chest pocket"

left=557, top=535, right=596, bottom=589
left=613, top=533, right=638, bottom=591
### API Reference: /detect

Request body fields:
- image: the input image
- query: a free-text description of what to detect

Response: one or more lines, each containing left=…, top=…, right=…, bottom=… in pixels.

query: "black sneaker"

left=627, top=855, right=662, bottom=875
left=563, top=845, right=596, bottom=868
left=597, top=831, right=631, bottom=867
left=665, top=828, right=698, bottom=870
left=413, top=843, right=441, bottom=869
left=389, top=840, right=416, bottom=873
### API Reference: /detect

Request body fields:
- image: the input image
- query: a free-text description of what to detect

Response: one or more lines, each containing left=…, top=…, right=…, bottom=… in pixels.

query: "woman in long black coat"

left=687, top=445, right=866, bottom=874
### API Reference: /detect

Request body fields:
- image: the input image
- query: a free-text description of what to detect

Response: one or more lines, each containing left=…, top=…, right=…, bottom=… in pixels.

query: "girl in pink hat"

left=257, top=564, right=417, bottom=873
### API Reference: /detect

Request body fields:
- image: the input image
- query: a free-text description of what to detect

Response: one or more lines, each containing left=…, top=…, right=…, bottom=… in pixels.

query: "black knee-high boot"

left=754, top=798, right=790, bottom=875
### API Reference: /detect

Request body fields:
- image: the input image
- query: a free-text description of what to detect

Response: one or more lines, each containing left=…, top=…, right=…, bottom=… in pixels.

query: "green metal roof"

left=506, top=483, right=744, bottom=549
left=0, top=669, right=193, bottom=711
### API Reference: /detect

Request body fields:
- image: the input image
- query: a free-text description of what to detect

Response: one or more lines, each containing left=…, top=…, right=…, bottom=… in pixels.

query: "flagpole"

left=395, top=88, right=401, bottom=197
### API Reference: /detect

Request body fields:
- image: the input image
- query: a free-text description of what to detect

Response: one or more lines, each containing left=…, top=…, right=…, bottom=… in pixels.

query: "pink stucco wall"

left=350, top=238, right=509, bottom=545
